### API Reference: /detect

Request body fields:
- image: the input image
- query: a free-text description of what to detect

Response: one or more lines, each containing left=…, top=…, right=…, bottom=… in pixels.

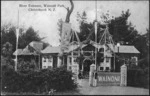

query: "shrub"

left=127, top=66, right=149, bottom=89
left=2, top=65, right=77, bottom=93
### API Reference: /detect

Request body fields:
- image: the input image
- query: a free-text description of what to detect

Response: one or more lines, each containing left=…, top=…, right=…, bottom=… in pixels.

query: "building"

left=13, top=40, right=140, bottom=72
left=13, top=41, right=44, bottom=69
left=41, top=40, right=140, bottom=73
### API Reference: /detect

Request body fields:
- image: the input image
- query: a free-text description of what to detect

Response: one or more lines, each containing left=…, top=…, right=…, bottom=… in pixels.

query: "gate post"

left=89, top=64, right=96, bottom=86
left=72, top=64, right=79, bottom=81
left=120, top=64, right=127, bottom=86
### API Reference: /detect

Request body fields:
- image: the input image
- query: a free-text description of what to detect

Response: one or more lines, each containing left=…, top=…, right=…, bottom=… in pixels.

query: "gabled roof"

left=13, top=41, right=43, bottom=55
left=13, top=49, right=23, bottom=55
left=29, top=41, right=43, bottom=52
left=21, top=45, right=38, bottom=55
left=41, top=46, right=61, bottom=54
left=114, top=45, right=140, bottom=54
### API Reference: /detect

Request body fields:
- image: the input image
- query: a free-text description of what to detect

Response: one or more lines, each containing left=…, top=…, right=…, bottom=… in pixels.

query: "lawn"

left=1, top=89, right=82, bottom=95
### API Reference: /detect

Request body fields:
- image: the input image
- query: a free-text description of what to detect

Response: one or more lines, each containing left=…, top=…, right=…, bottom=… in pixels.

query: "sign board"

left=97, top=72, right=121, bottom=86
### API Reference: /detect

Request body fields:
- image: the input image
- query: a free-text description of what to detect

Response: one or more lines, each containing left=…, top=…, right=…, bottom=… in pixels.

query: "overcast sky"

left=1, top=0, right=149, bottom=46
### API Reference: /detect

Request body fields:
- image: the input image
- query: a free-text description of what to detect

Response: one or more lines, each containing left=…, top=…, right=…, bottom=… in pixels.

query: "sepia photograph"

left=1, top=0, right=149, bottom=95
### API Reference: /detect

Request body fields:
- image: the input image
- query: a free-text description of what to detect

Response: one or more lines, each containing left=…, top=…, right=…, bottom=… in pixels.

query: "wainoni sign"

left=97, top=72, right=121, bottom=86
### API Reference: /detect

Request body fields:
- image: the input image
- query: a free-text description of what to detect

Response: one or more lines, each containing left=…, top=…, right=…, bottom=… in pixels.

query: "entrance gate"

left=82, top=58, right=92, bottom=78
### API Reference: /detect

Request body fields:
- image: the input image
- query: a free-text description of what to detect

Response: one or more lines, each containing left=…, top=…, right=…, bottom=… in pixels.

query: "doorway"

left=82, top=59, right=92, bottom=78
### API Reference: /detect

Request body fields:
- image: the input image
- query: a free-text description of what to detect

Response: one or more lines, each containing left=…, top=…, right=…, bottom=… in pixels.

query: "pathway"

left=77, top=79, right=149, bottom=95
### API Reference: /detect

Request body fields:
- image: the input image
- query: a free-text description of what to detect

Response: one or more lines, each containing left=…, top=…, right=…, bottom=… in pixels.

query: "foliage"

left=108, top=9, right=139, bottom=44
left=2, top=65, right=77, bottom=93
left=76, top=10, right=149, bottom=66
left=127, top=65, right=149, bottom=89
left=2, top=42, right=13, bottom=57
left=18, top=27, right=42, bottom=49
left=1, top=25, right=43, bottom=52
left=1, top=42, right=15, bottom=69
left=17, top=59, right=39, bottom=73
left=1, top=56, right=15, bottom=69
left=132, top=30, right=149, bottom=58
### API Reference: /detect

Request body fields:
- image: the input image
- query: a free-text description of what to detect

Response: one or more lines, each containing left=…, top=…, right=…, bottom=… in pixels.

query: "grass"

left=1, top=89, right=82, bottom=95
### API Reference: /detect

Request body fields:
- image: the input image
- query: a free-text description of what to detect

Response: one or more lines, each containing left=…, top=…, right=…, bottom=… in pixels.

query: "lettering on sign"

left=97, top=72, right=121, bottom=85
left=98, top=76, right=120, bottom=82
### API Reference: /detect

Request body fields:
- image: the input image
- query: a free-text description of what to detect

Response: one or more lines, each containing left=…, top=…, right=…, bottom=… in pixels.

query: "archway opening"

left=83, top=59, right=92, bottom=76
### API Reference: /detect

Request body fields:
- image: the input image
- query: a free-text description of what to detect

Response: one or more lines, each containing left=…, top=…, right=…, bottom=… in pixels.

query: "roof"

left=114, top=45, right=140, bottom=54
left=29, top=41, right=43, bottom=52
left=13, top=41, right=45, bottom=55
left=13, top=49, right=23, bottom=55
left=40, top=40, right=140, bottom=54
left=41, top=46, right=61, bottom=53
left=21, top=45, right=38, bottom=55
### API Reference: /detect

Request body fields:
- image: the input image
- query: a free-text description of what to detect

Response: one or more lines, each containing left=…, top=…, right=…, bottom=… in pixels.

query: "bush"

left=2, top=65, right=77, bottom=93
left=127, top=66, right=149, bottom=89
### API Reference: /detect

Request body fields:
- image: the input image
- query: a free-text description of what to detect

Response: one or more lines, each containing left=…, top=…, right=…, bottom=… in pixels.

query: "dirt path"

left=77, top=79, right=149, bottom=95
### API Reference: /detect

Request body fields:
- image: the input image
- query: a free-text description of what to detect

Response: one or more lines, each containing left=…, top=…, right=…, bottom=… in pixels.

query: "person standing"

left=78, top=70, right=83, bottom=86
left=93, top=71, right=98, bottom=87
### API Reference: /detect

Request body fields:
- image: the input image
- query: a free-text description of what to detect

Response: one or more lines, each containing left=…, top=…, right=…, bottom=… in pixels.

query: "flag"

left=61, top=22, right=71, bottom=51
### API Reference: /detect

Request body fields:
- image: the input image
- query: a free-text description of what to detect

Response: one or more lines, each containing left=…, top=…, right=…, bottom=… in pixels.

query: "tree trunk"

left=65, top=0, right=74, bottom=23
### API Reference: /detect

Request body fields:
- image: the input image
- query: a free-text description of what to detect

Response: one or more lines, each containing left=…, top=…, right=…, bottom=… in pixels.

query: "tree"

left=57, top=0, right=74, bottom=40
left=1, top=26, right=18, bottom=52
left=18, top=27, right=42, bottom=49
left=108, top=9, right=139, bottom=44
left=64, top=0, right=74, bottom=23
left=1, top=25, right=43, bottom=52
left=57, top=0, right=74, bottom=65
left=1, top=42, right=14, bottom=69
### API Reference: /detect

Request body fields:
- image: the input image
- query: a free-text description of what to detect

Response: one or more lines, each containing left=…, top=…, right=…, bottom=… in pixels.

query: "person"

left=78, top=71, right=82, bottom=79
left=78, top=71, right=83, bottom=86
left=93, top=71, right=98, bottom=87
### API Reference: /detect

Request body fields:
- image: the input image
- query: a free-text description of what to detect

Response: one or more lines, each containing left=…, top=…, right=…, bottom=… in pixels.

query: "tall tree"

left=64, top=0, right=74, bottom=23
left=109, top=9, right=139, bottom=44
left=18, top=27, right=42, bottom=49
left=1, top=25, right=43, bottom=52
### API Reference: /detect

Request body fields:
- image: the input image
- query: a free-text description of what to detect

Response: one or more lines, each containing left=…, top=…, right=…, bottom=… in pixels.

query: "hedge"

left=2, top=65, right=77, bottom=93
left=127, top=68, right=149, bottom=89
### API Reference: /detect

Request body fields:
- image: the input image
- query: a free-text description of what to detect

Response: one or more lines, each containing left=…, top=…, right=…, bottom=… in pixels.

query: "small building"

left=13, top=41, right=44, bottom=69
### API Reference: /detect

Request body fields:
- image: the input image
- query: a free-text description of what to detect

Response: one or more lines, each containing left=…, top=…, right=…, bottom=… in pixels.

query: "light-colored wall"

left=42, top=56, right=53, bottom=69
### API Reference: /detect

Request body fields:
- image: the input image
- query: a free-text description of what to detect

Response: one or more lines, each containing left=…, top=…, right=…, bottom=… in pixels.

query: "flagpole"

left=95, top=0, right=97, bottom=71
left=15, top=9, right=19, bottom=71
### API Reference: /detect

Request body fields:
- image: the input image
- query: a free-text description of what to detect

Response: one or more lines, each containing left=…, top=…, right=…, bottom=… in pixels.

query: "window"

left=48, top=66, right=52, bottom=69
left=100, top=67, right=103, bottom=71
left=106, top=67, right=109, bottom=70
left=74, top=58, right=77, bottom=63
left=69, top=58, right=72, bottom=65
left=106, top=58, right=109, bottom=63
left=48, top=58, right=52, bottom=62
left=43, top=57, right=46, bottom=62
left=69, top=66, right=72, bottom=70
left=99, top=48, right=104, bottom=53
left=43, top=66, right=46, bottom=69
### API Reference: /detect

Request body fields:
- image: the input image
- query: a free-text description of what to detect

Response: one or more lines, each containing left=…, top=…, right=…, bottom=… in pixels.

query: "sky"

left=1, top=0, right=149, bottom=46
